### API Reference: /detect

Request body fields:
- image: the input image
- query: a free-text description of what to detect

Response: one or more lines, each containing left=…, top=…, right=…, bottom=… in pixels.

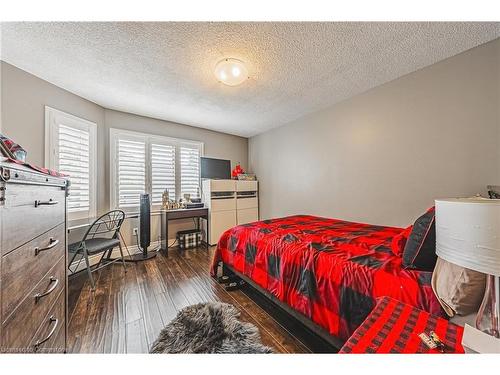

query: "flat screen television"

left=201, top=157, right=231, bottom=179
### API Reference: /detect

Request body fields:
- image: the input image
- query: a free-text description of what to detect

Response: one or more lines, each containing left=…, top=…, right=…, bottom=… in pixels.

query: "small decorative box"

left=177, top=229, right=202, bottom=249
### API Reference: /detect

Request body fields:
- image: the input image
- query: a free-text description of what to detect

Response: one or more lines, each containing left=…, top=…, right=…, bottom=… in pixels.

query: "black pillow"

left=402, top=207, right=437, bottom=271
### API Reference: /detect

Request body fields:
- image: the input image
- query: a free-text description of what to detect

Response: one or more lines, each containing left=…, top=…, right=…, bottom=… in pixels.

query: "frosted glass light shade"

left=214, top=58, right=248, bottom=86
left=435, top=198, right=500, bottom=276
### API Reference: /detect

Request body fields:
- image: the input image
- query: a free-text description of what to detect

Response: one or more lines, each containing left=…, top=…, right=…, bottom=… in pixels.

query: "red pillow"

left=391, top=225, right=412, bottom=256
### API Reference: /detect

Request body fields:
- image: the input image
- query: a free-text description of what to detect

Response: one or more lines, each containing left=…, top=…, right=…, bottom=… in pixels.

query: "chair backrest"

left=82, top=210, right=126, bottom=242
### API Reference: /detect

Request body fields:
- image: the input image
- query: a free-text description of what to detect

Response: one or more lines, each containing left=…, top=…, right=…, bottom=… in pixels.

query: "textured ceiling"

left=1, top=22, right=499, bottom=137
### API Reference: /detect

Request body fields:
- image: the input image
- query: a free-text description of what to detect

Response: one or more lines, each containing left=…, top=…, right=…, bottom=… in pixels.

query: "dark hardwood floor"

left=68, top=246, right=310, bottom=353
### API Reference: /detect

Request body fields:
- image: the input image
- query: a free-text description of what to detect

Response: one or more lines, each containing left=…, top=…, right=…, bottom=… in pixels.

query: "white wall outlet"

left=133, top=228, right=138, bottom=235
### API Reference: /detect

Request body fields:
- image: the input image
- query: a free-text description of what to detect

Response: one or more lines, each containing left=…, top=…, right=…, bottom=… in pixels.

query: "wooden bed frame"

left=222, top=263, right=344, bottom=353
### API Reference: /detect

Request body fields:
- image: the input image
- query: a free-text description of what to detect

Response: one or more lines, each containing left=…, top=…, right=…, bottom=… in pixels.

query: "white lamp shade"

left=435, top=198, right=500, bottom=276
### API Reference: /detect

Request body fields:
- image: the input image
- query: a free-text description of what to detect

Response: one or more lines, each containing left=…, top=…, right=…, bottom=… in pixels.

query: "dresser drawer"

left=1, top=223, right=65, bottom=318
left=211, top=198, right=236, bottom=212
left=1, top=257, right=65, bottom=348
left=210, top=179, right=235, bottom=192
left=237, top=208, right=259, bottom=225
left=236, top=180, right=258, bottom=192
left=209, top=210, right=237, bottom=245
left=30, top=291, right=66, bottom=353
left=1, top=183, right=65, bottom=255
left=236, top=197, right=258, bottom=210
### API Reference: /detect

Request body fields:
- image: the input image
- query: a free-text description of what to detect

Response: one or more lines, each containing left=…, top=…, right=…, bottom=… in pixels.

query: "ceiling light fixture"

left=214, top=58, right=249, bottom=86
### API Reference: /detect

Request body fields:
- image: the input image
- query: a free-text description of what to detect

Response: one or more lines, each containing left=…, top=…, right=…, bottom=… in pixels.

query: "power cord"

left=134, top=230, right=161, bottom=252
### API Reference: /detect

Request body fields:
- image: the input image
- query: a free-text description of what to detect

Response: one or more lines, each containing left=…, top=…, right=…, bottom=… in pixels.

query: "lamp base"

left=476, top=275, right=500, bottom=338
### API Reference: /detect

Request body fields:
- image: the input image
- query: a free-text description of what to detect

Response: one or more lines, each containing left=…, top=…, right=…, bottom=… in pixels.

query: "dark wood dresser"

left=0, top=160, right=68, bottom=353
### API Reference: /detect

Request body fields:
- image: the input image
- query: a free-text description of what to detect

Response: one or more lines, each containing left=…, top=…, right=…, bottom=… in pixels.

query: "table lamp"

left=435, top=198, right=500, bottom=339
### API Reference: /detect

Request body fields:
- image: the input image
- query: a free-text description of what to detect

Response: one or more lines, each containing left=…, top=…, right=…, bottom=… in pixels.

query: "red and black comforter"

left=210, top=215, right=443, bottom=342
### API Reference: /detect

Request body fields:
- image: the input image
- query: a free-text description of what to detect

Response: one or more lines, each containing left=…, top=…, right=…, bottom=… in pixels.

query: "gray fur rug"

left=150, top=302, right=273, bottom=354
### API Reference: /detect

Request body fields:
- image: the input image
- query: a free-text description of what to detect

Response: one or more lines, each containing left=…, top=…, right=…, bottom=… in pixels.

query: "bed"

left=210, top=215, right=443, bottom=344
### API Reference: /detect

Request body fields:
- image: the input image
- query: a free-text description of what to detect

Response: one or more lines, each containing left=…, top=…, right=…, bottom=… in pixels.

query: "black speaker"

left=139, top=193, right=151, bottom=251
left=125, top=193, right=157, bottom=262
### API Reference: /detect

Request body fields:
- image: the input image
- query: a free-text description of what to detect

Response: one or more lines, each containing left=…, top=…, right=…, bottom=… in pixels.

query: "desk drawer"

left=1, top=223, right=65, bottom=318
left=1, top=183, right=65, bottom=255
left=1, top=257, right=65, bottom=348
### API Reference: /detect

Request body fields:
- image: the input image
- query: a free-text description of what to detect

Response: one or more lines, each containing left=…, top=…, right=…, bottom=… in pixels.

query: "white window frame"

left=109, top=128, right=204, bottom=212
left=45, top=106, right=97, bottom=220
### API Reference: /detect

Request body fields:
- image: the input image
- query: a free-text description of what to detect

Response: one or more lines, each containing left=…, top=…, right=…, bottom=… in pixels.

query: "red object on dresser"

left=339, top=296, right=465, bottom=353
left=231, top=163, right=244, bottom=178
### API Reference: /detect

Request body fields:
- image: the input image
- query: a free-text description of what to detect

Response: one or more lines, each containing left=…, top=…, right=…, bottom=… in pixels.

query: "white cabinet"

left=236, top=197, right=258, bottom=210
left=237, top=208, right=259, bottom=225
left=211, top=210, right=237, bottom=241
left=210, top=179, right=236, bottom=192
left=236, top=180, right=258, bottom=192
left=202, top=179, right=259, bottom=245
left=211, top=198, right=236, bottom=212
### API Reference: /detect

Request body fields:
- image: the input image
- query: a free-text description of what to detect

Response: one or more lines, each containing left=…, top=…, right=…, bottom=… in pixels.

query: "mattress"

left=211, top=215, right=443, bottom=342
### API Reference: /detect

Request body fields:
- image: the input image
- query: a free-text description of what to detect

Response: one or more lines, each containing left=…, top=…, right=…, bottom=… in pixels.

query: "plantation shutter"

left=151, top=143, right=176, bottom=205
left=117, top=138, right=146, bottom=208
left=58, top=124, right=91, bottom=213
left=180, top=145, right=201, bottom=199
left=110, top=129, right=203, bottom=209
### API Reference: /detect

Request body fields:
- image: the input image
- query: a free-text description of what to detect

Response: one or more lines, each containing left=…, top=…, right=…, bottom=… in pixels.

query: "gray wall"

left=249, top=38, right=500, bottom=227
left=0, top=61, right=248, bottom=245
left=0, top=61, right=108, bottom=211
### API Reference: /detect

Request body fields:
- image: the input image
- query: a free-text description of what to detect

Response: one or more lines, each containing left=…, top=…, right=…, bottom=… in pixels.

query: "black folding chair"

left=68, top=210, right=127, bottom=289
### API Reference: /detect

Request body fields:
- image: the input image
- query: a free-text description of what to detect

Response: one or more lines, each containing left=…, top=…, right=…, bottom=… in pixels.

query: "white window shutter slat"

left=180, top=146, right=200, bottom=199
left=151, top=143, right=176, bottom=205
left=58, top=124, right=91, bottom=213
left=118, top=139, right=146, bottom=208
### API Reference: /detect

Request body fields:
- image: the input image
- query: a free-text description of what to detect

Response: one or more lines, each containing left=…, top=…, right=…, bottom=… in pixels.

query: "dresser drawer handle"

left=34, top=238, right=60, bottom=255
left=34, top=199, right=59, bottom=207
left=34, top=277, right=59, bottom=302
left=33, top=316, right=59, bottom=350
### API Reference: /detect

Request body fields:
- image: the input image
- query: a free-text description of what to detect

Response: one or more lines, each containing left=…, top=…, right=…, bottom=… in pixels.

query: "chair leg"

left=119, top=232, right=132, bottom=258
left=105, top=247, right=114, bottom=261
left=95, top=251, right=107, bottom=270
left=118, top=242, right=127, bottom=272
left=83, top=246, right=96, bottom=290
left=68, top=246, right=83, bottom=275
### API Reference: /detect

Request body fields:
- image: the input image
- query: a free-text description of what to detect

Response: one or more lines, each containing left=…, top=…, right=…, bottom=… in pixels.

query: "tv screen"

left=201, top=157, right=231, bottom=180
